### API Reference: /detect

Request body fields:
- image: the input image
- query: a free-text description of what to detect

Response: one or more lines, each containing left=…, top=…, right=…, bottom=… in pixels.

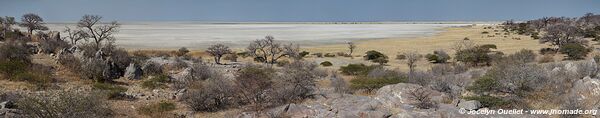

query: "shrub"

left=235, top=64, right=276, bottom=110
left=38, top=38, right=70, bottom=54
left=312, top=53, right=323, bottom=58
left=539, top=48, right=557, bottom=55
left=425, top=50, right=450, bottom=63
left=506, top=49, right=536, bottom=63
left=408, top=87, right=437, bottom=109
left=0, top=41, right=31, bottom=63
left=559, top=43, right=591, bottom=60
left=176, top=47, right=190, bottom=57
left=80, top=58, right=111, bottom=82
left=15, top=64, right=52, bottom=89
left=276, top=59, right=290, bottom=67
left=275, top=61, right=326, bottom=102
left=105, top=48, right=132, bottom=76
left=350, top=77, right=404, bottom=92
left=363, top=50, right=387, bottom=61
left=17, top=90, right=113, bottom=118
left=0, top=60, right=28, bottom=79
left=92, top=83, right=128, bottom=99
left=223, top=53, right=238, bottom=62
left=141, top=74, right=170, bottom=90
left=142, top=61, right=163, bottom=76
left=330, top=72, right=349, bottom=95
left=137, top=101, right=176, bottom=116
left=538, top=55, right=554, bottom=63
left=336, top=52, right=351, bottom=57
left=320, top=61, right=333, bottom=66
left=324, top=53, right=336, bottom=57
left=372, top=57, right=389, bottom=65
left=57, top=53, right=81, bottom=71
left=183, top=78, right=237, bottom=112
left=481, top=31, right=489, bottom=34
left=467, top=76, right=499, bottom=94
left=396, top=54, right=406, bottom=60
left=299, top=51, right=310, bottom=58
left=339, top=64, right=377, bottom=76
left=479, top=44, right=497, bottom=50
left=455, top=45, right=494, bottom=66
left=463, top=95, right=511, bottom=108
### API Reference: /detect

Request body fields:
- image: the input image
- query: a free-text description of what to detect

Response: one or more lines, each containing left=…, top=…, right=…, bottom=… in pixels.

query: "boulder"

left=457, top=100, right=481, bottom=110
left=564, top=62, right=578, bottom=74
left=171, top=68, right=192, bottom=82
left=124, top=63, right=142, bottom=80
left=572, top=76, right=600, bottom=99
left=375, top=83, right=442, bottom=108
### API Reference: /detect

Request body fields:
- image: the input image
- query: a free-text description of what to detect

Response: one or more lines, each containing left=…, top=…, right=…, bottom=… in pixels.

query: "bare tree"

left=19, top=13, right=48, bottom=36
left=452, top=40, right=475, bottom=52
left=347, top=42, right=356, bottom=56
left=206, top=44, right=232, bottom=64
left=247, top=36, right=299, bottom=65
left=540, top=24, right=584, bottom=49
left=403, top=51, right=422, bottom=78
left=63, top=27, right=89, bottom=45
left=77, top=15, right=120, bottom=50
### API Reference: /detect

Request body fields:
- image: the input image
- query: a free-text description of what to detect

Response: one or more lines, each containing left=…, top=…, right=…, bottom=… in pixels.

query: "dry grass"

left=304, top=25, right=551, bottom=71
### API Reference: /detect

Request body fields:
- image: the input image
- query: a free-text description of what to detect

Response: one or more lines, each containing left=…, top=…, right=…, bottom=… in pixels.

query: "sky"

left=1, top=0, right=599, bottom=22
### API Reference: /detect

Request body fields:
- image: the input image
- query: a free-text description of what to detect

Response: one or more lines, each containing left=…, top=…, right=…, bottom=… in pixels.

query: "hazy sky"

left=1, top=0, right=599, bottom=22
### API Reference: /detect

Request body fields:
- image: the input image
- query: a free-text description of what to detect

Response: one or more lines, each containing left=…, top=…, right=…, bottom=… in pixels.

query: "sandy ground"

left=300, top=25, right=550, bottom=71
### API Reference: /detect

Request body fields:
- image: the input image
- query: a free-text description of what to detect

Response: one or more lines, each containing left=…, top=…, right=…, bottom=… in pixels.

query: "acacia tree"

left=19, top=13, right=48, bottom=36
left=77, top=15, right=120, bottom=50
left=206, top=44, right=232, bottom=64
left=347, top=42, right=356, bottom=56
left=540, top=24, right=584, bottom=49
left=247, top=36, right=299, bottom=65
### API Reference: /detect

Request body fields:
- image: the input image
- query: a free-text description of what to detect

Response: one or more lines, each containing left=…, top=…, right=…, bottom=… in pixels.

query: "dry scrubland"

left=304, top=25, right=552, bottom=70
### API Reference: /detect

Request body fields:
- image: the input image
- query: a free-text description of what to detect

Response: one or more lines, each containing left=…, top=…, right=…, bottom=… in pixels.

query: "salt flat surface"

left=45, top=22, right=470, bottom=49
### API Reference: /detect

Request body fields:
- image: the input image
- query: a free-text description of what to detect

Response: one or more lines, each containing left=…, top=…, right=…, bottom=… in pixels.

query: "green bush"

left=559, top=43, right=591, bottom=60
left=455, top=45, right=495, bottom=66
left=141, top=74, right=170, bottom=90
left=467, top=76, right=500, bottom=94
left=463, top=95, right=511, bottom=108
left=299, top=51, right=310, bottom=58
left=320, top=61, right=333, bottom=66
left=339, top=64, right=377, bottom=76
left=93, top=83, right=128, bottom=99
left=372, top=57, right=389, bottom=65
left=425, top=50, right=450, bottom=63
left=481, top=31, right=489, bottom=34
left=137, top=101, right=176, bottom=116
left=324, top=53, right=336, bottom=57
left=363, top=50, right=387, bottom=61
left=350, top=77, right=405, bottom=92
left=0, top=60, right=27, bottom=79
left=539, top=48, right=557, bottom=55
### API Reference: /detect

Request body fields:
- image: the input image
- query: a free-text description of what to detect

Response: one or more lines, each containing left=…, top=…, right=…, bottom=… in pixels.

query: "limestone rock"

left=457, top=100, right=481, bottom=110
left=124, top=63, right=142, bottom=80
